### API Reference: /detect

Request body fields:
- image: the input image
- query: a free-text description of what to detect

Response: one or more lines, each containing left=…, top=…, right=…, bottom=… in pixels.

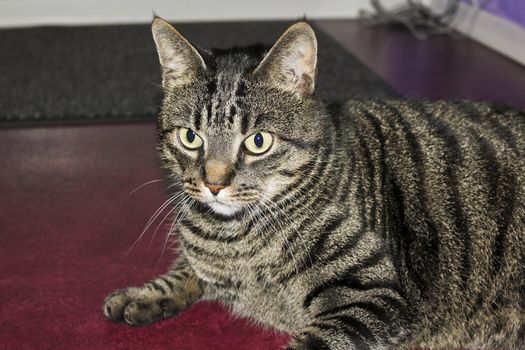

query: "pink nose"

left=204, top=183, right=226, bottom=195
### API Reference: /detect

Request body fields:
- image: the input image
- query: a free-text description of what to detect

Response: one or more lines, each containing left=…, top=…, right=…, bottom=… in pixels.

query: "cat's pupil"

left=254, top=133, right=264, bottom=148
left=187, top=129, right=196, bottom=143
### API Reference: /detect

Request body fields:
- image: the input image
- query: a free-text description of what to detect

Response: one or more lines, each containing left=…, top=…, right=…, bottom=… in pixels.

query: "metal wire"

left=360, top=0, right=462, bottom=39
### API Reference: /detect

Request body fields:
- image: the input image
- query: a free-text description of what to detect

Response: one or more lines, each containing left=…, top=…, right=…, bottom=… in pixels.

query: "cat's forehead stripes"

left=188, top=48, right=267, bottom=132
left=197, top=73, right=251, bottom=132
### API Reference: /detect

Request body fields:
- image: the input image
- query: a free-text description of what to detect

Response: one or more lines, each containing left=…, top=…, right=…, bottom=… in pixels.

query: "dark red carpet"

left=0, top=123, right=290, bottom=349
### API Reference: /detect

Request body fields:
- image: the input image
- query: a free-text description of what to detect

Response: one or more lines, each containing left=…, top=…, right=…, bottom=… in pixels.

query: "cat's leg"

left=287, top=286, right=412, bottom=350
left=103, top=256, right=203, bottom=326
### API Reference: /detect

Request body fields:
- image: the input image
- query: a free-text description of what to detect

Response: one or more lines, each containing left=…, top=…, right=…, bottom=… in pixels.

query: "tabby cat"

left=103, top=18, right=525, bottom=349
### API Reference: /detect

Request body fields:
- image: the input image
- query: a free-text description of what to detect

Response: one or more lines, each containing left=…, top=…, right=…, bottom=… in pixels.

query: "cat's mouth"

left=206, top=199, right=243, bottom=216
left=184, top=182, right=258, bottom=216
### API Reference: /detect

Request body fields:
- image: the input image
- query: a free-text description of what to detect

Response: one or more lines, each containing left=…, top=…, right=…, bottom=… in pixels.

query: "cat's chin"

left=207, top=201, right=242, bottom=216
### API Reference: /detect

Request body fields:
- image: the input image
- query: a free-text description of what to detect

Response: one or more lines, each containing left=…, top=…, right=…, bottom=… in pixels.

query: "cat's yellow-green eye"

left=178, top=127, right=203, bottom=150
left=243, top=132, right=273, bottom=155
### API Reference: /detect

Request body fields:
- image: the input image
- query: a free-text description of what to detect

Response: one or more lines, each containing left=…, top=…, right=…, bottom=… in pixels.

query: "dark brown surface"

left=315, top=19, right=525, bottom=108
left=1, top=19, right=524, bottom=349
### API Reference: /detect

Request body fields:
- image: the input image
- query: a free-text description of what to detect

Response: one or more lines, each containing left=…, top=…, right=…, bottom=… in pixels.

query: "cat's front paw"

left=103, top=288, right=132, bottom=322
left=285, top=334, right=330, bottom=350
left=103, top=287, right=181, bottom=326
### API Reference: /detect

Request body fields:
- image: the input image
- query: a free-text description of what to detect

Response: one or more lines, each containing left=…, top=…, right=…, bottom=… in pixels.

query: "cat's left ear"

left=151, top=17, right=206, bottom=88
left=254, top=22, right=317, bottom=99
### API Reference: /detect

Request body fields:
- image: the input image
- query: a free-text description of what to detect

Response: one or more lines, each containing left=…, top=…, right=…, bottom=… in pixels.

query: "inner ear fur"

left=151, top=17, right=206, bottom=88
left=254, top=22, right=318, bottom=99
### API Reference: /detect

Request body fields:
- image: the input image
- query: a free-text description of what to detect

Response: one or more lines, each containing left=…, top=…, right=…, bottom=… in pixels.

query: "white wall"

left=431, top=0, right=525, bottom=66
left=0, top=0, right=425, bottom=28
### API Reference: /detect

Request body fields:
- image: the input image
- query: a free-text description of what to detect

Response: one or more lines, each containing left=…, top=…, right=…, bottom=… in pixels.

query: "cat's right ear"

left=253, top=22, right=317, bottom=99
left=151, top=17, right=206, bottom=88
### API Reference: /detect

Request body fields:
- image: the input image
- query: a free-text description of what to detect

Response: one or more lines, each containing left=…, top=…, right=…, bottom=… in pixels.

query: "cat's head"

left=152, top=18, right=326, bottom=217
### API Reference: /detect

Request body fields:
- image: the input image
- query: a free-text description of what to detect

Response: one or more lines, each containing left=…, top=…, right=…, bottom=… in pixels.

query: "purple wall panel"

left=463, top=0, right=525, bottom=28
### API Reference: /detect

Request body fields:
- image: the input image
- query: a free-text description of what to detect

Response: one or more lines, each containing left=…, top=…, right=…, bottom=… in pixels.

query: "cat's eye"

left=178, top=127, right=203, bottom=150
left=243, top=132, right=273, bottom=155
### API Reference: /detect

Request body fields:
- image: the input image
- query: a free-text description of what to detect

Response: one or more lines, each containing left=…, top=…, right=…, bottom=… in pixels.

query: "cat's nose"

left=204, top=183, right=226, bottom=195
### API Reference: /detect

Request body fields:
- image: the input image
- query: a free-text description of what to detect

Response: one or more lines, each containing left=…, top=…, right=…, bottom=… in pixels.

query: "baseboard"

left=431, top=0, right=525, bottom=67
left=0, top=0, right=413, bottom=28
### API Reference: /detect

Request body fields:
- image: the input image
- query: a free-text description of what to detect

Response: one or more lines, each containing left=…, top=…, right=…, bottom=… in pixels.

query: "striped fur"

left=103, top=20, right=525, bottom=349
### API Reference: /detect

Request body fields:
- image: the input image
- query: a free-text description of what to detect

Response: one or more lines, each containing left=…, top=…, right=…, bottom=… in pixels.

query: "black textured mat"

left=0, top=21, right=395, bottom=123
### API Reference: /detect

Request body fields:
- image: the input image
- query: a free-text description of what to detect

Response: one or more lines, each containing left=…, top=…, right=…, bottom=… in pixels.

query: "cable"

left=360, top=0, right=462, bottom=39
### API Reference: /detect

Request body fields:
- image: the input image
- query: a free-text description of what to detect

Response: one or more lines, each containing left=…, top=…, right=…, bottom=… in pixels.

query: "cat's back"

left=342, top=98, right=525, bottom=191
left=342, top=98, right=524, bottom=159
left=340, top=98, right=525, bottom=348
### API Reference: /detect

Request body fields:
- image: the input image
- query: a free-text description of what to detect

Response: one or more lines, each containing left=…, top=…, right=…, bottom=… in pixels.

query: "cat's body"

left=104, top=19, right=525, bottom=349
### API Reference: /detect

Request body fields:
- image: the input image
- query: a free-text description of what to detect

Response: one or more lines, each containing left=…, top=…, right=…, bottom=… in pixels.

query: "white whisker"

left=260, top=191, right=315, bottom=273
left=125, top=190, right=185, bottom=257
left=157, top=196, right=195, bottom=264
left=257, top=198, right=301, bottom=277
left=129, top=178, right=164, bottom=195
left=147, top=194, right=188, bottom=249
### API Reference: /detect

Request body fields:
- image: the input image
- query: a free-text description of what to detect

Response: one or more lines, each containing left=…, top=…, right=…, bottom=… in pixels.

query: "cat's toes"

left=285, top=334, right=330, bottom=350
left=122, top=298, right=179, bottom=326
left=121, top=301, right=158, bottom=325
left=103, top=289, right=132, bottom=322
left=103, top=287, right=182, bottom=326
